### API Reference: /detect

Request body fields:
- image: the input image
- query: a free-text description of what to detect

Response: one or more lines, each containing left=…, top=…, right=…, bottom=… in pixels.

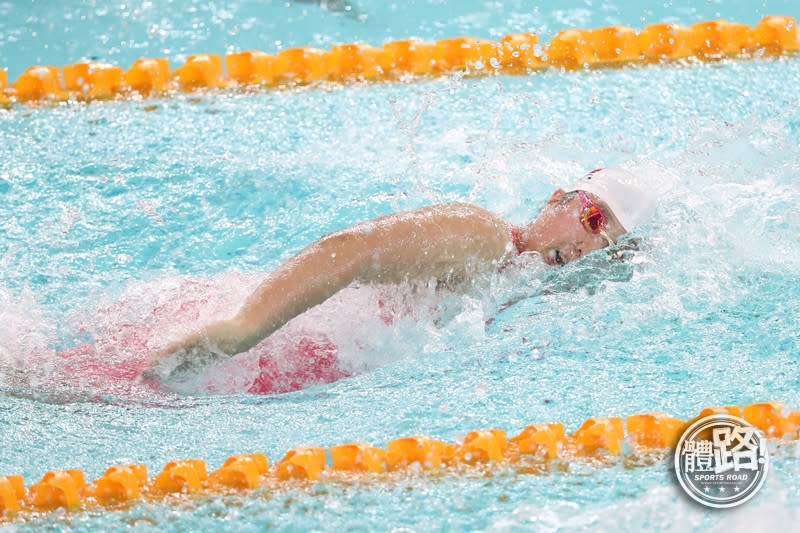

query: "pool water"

left=1, top=0, right=800, bottom=531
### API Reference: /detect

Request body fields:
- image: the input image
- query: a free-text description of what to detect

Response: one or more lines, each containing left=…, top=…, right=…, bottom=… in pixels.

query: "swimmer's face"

left=529, top=189, right=620, bottom=266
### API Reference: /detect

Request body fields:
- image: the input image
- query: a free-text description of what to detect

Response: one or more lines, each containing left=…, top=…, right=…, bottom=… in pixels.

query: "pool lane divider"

left=0, top=401, right=798, bottom=519
left=0, top=15, right=797, bottom=106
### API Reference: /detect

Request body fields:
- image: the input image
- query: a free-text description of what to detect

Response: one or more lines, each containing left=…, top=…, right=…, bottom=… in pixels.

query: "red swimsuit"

left=510, top=226, right=525, bottom=255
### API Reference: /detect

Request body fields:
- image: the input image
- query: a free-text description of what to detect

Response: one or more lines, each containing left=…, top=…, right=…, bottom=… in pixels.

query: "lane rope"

left=0, top=16, right=797, bottom=106
left=0, top=401, right=797, bottom=519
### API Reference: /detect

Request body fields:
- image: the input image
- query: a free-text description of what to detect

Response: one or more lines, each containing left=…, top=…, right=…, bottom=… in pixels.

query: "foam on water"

left=485, top=478, right=800, bottom=532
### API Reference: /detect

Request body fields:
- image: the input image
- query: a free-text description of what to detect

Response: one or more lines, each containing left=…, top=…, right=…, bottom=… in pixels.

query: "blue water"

left=2, top=0, right=800, bottom=531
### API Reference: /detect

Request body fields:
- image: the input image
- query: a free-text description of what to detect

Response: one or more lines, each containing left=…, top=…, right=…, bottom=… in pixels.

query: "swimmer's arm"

left=211, top=230, right=372, bottom=354
left=151, top=232, right=368, bottom=363
left=152, top=204, right=511, bottom=364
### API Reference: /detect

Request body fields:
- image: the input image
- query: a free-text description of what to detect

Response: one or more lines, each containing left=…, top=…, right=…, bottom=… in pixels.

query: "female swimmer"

left=146, top=167, right=655, bottom=374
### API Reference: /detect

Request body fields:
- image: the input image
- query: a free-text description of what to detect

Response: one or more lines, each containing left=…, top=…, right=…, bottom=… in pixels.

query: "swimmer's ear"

left=547, top=189, right=566, bottom=206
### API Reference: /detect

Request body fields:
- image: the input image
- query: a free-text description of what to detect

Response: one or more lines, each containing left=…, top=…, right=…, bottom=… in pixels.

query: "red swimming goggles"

left=577, top=190, right=615, bottom=246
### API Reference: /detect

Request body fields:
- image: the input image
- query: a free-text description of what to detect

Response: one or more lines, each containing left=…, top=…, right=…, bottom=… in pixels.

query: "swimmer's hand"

left=141, top=336, right=228, bottom=384
left=141, top=319, right=249, bottom=384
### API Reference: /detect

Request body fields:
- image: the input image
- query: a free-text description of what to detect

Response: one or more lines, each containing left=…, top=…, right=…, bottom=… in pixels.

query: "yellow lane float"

left=0, top=16, right=796, bottom=106
left=1, top=400, right=798, bottom=521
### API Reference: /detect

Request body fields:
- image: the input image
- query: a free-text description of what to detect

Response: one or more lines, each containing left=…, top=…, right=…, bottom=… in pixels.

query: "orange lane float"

left=208, top=454, right=269, bottom=490
left=0, top=15, right=797, bottom=105
left=276, top=447, right=327, bottom=481
left=743, top=401, right=796, bottom=438
left=12, top=66, right=67, bottom=102
left=626, top=413, right=686, bottom=450
left=172, top=54, right=224, bottom=91
left=1, top=400, right=799, bottom=522
left=510, top=423, right=565, bottom=460
left=0, top=476, right=24, bottom=514
left=457, top=429, right=507, bottom=464
left=637, top=23, right=695, bottom=60
left=386, top=436, right=450, bottom=471
left=542, top=29, right=594, bottom=68
left=327, top=43, right=384, bottom=81
left=28, top=470, right=86, bottom=511
left=497, top=33, right=541, bottom=73
left=434, top=36, right=496, bottom=74
left=587, top=26, right=641, bottom=65
left=690, top=19, right=751, bottom=58
left=152, top=459, right=207, bottom=494
left=272, top=47, right=329, bottom=86
left=570, top=416, right=625, bottom=456
left=87, top=465, right=148, bottom=506
left=125, top=58, right=171, bottom=94
left=225, top=50, right=275, bottom=86
left=381, top=39, right=438, bottom=77
left=0, top=69, right=9, bottom=105
left=749, top=14, right=800, bottom=54
left=62, top=62, right=124, bottom=100
left=330, top=443, right=387, bottom=473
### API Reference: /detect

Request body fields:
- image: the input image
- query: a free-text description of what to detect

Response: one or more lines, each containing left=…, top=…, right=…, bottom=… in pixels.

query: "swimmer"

left=146, top=168, right=655, bottom=375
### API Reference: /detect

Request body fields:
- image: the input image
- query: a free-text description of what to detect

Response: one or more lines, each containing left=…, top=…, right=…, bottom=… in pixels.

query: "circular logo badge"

left=674, top=414, right=769, bottom=508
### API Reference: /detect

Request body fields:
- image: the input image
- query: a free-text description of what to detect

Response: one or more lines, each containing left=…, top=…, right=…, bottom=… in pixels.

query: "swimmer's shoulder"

left=362, top=203, right=508, bottom=239
left=417, top=202, right=506, bottom=223
left=419, top=203, right=512, bottom=249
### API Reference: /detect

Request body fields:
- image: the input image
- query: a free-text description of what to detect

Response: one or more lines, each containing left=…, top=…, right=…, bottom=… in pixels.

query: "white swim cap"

left=566, top=168, right=656, bottom=233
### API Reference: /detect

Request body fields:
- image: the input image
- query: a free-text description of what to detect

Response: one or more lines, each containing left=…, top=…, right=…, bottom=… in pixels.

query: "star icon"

left=720, top=487, right=726, bottom=493
left=734, top=487, right=740, bottom=492
left=704, top=487, right=711, bottom=493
